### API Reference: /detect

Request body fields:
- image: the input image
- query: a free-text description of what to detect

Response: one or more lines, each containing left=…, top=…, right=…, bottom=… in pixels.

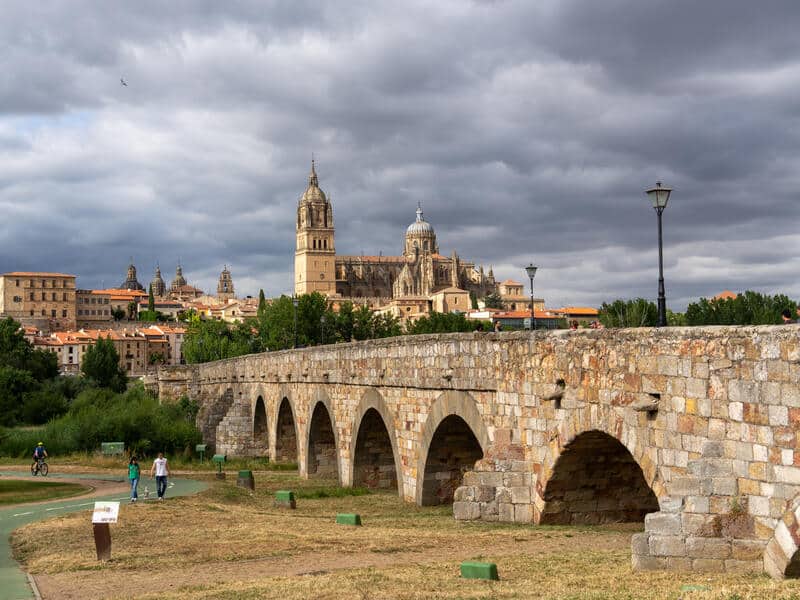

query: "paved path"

left=0, top=471, right=207, bottom=600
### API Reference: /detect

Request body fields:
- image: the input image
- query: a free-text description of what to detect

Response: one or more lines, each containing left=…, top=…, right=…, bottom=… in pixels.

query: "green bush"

left=0, top=383, right=201, bottom=458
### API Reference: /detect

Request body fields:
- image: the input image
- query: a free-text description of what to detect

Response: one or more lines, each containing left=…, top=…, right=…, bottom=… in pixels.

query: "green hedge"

left=0, top=384, right=201, bottom=458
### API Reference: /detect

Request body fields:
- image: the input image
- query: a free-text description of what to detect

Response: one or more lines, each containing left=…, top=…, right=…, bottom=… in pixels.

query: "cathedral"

left=294, top=161, right=502, bottom=316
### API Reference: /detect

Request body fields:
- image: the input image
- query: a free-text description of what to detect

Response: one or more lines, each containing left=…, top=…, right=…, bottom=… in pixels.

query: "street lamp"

left=320, top=314, right=326, bottom=345
left=645, top=182, right=672, bottom=327
left=292, top=296, right=299, bottom=348
left=525, top=264, right=538, bottom=331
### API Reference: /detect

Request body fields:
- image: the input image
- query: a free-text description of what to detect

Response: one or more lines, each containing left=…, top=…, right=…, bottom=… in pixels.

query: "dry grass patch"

left=14, top=471, right=800, bottom=599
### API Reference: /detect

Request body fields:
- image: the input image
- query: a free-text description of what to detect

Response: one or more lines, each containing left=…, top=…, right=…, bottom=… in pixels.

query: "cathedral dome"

left=406, top=205, right=434, bottom=235
left=300, top=160, right=327, bottom=204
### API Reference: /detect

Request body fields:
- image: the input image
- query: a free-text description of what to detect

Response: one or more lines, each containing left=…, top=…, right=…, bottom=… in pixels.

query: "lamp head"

left=646, top=181, right=672, bottom=209
left=525, top=264, right=538, bottom=280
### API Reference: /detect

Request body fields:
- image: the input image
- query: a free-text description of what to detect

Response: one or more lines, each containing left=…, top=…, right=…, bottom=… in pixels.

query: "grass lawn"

left=11, top=471, right=800, bottom=599
left=0, top=479, right=89, bottom=505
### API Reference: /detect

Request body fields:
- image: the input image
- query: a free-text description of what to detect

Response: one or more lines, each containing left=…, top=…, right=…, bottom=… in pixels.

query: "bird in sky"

left=120, top=77, right=128, bottom=87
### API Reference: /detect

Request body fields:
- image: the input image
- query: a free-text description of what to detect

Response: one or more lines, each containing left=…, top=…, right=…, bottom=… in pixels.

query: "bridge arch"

left=535, top=405, right=663, bottom=524
left=272, top=393, right=299, bottom=465
left=348, top=388, right=402, bottom=496
left=764, top=497, right=800, bottom=579
left=252, top=395, right=268, bottom=456
left=415, top=391, right=490, bottom=506
left=306, top=388, right=341, bottom=482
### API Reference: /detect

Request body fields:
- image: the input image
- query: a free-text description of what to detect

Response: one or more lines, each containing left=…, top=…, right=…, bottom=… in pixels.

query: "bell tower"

left=294, top=160, right=336, bottom=296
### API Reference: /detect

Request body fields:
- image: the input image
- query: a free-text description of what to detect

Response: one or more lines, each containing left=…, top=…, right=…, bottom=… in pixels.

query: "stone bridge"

left=157, top=326, right=800, bottom=578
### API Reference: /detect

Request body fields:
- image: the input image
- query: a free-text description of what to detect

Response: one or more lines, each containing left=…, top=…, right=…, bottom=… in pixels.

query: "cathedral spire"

left=416, top=202, right=423, bottom=222
left=309, top=157, right=318, bottom=187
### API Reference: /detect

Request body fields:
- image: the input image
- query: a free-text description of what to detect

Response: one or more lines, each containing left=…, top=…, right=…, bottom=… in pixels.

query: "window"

left=91, top=298, right=96, bottom=304
left=51, top=309, right=56, bottom=318
left=41, top=292, right=46, bottom=301
left=30, top=280, right=35, bottom=287
left=29, top=310, right=34, bottom=316
left=41, top=310, right=46, bottom=316
left=68, top=347, right=73, bottom=354
left=42, top=280, right=46, bottom=288
left=62, top=309, right=67, bottom=318
left=63, top=292, right=67, bottom=301
left=104, top=298, right=109, bottom=304
left=78, top=309, right=83, bottom=315
left=52, top=292, right=56, bottom=301
left=51, top=280, right=55, bottom=287
left=30, top=293, right=34, bottom=301
left=12, top=296, right=21, bottom=303
left=15, top=279, right=19, bottom=287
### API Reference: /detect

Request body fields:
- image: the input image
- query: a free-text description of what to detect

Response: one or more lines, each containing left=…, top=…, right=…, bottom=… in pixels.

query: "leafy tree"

left=127, top=301, right=137, bottom=320
left=148, top=284, right=155, bottom=313
left=353, top=305, right=375, bottom=340
left=336, top=301, right=355, bottom=342
left=148, top=352, right=166, bottom=365
left=469, top=291, right=478, bottom=310
left=81, top=336, right=127, bottom=392
left=254, top=295, right=297, bottom=351
left=483, top=292, right=504, bottom=309
left=0, top=367, right=37, bottom=426
left=685, top=291, right=796, bottom=326
left=405, top=312, right=484, bottom=334
left=598, top=299, right=658, bottom=328
left=111, top=307, right=126, bottom=321
left=667, top=310, right=687, bottom=326
left=183, top=319, right=258, bottom=363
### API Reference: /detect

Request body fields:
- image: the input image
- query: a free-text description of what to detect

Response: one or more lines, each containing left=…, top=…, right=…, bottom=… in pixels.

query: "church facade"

left=294, top=162, right=503, bottom=315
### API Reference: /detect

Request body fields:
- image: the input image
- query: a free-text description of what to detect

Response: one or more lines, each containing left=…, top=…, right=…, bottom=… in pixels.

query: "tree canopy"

left=685, top=291, right=797, bottom=326
left=81, top=336, right=127, bottom=392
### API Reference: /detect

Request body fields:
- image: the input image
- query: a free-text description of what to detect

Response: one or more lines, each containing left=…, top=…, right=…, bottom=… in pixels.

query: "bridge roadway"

left=156, top=326, right=800, bottom=578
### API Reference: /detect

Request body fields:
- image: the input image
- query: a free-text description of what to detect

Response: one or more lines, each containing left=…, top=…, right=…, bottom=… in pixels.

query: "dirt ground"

left=11, top=472, right=800, bottom=600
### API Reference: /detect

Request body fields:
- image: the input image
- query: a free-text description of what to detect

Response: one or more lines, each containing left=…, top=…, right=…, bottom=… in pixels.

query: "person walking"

left=150, top=452, right=170, bottom=501
left=128, top=456, right=140, bottom=503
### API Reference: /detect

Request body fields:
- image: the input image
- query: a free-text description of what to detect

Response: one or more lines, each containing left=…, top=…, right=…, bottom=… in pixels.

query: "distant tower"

left=294, top=159, right=336, bottom=296
left=150, top=265, right=166, bottom=297
left=171, top=264, right=187, bottom=292
left=217, top=265, right=235, bottom=302
left=121, top=260, right=144, bottom=291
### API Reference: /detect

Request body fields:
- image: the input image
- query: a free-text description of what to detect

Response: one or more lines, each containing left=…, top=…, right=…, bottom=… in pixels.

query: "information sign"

left=92, top=501, right=120, bottom=524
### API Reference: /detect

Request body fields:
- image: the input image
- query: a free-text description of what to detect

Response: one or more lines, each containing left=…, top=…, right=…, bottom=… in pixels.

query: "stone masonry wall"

left=158, top=325, right=800, bottom=577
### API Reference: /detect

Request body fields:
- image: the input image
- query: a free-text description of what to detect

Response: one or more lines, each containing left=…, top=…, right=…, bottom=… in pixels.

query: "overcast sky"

left=1, top=1, right=798, bottom=310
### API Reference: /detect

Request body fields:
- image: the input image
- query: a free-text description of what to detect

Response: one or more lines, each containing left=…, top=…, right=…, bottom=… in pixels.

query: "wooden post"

left=93, top=523, right=112, bottom=561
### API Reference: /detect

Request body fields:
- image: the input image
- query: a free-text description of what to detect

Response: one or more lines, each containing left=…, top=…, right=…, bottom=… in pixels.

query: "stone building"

left=150, top=265, right=167, bottom=297
left=0, top=271, right=77, bottom=330
left=217, top=266, right=235, bottom=302
left=120, top=262, right=144, bottom=291
left=168, top=265, right=204, bottom=301
left=293, top=161, right=520, bottom=316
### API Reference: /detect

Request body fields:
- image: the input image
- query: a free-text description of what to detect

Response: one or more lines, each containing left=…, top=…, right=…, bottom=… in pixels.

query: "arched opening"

left=274, top=398, right=297, bottom=463
left=253, top=396, right=267, bottom=454
left=353, top=408, right=397, bottom=491
left=421, top=415, right=483, bottom=506
left=307, top=402, right=338, bottom=479
left=540, top=430, right=658, bottom=525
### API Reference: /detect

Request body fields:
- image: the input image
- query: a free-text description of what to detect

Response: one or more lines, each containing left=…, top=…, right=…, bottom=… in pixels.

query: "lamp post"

left=320, top=314, right=326, bottom=345
left=525, top=264, right=538, bottom=331
left=645, top=181, right=672, bottom=327
left=292, top=296, right=299, bottom=348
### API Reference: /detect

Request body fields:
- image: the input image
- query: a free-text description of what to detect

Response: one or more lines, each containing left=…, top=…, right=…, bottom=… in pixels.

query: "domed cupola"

left=404, top=204, right=438, bottom=256
left=150, top=264, right=166, bottom=297
left=299, top=159, right=327, bottom=205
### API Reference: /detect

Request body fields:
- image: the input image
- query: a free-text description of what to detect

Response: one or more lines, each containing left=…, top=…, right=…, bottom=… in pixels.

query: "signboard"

left=92, top=501, right=120, bottom=524
left=523, top=318, right=531, bottom=329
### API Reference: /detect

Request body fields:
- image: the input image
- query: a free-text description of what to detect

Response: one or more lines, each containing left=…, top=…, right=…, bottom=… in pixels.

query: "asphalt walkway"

left=0, top=471, right=207, bottom=600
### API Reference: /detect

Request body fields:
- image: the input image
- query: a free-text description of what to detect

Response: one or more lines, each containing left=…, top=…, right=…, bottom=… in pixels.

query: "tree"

left=0, top=367, right=37, bottom=426
left=685, top=291, right=797, bottom=326
left=469, top=291, right=478, bottom=310
left=183, top=319, right=258, bottom=363
left=258, top=289, right=267, bottom=317
left=148, top=284, right=155, bottom=313
left=405, top=312, right=484, bottom=334
left=81, top=336, right=127, bottom=392
left=127, top=301, right=137, bottom=321
left=483, top=292, right=503, bottom=309
left=336, top=301, right=355, bottom=342
left=598, top=299, right=658, bottom=328
left=111, top=306, right=126, bottom=321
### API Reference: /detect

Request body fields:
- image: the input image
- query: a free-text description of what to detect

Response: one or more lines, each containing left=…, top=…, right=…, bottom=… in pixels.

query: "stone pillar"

left=632, top=441, right=765, bottom=574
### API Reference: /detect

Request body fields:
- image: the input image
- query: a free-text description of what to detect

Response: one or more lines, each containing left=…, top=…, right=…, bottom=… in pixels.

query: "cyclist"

left=32, top=442, right=48, bottom=473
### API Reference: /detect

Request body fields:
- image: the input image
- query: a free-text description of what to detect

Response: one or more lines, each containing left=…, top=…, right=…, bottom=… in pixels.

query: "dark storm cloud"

left=0, top=1, right=798, bottom=308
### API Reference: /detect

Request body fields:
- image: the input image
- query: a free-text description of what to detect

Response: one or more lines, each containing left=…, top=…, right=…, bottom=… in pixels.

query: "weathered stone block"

left=645, top=512, right=682, bottom=535
left=686, top=537, right=731, bottom=559
left=724, top=559, right=763, bottom=573
left=514, top=503, right=533, bottom=523
left=631, top=532, right=650, bottom=556
left=731, top=539, right=766, bottom=561
left=453, top=501, right=481, bottom=520
left=692, top=558, right=726, bottom=572
left=649, top=535, right=686, bottom=557
left=658, top=496, right=684, bottom=513
left=498, top=502, right=514, bottom=522
left=510, top=486, right=531, bottom=504
left=632, top=554, right=667, bottom=571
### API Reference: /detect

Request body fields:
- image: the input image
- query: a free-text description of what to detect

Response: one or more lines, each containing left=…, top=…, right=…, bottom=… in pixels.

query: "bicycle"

left=31, top=457, right=49, bottom=476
